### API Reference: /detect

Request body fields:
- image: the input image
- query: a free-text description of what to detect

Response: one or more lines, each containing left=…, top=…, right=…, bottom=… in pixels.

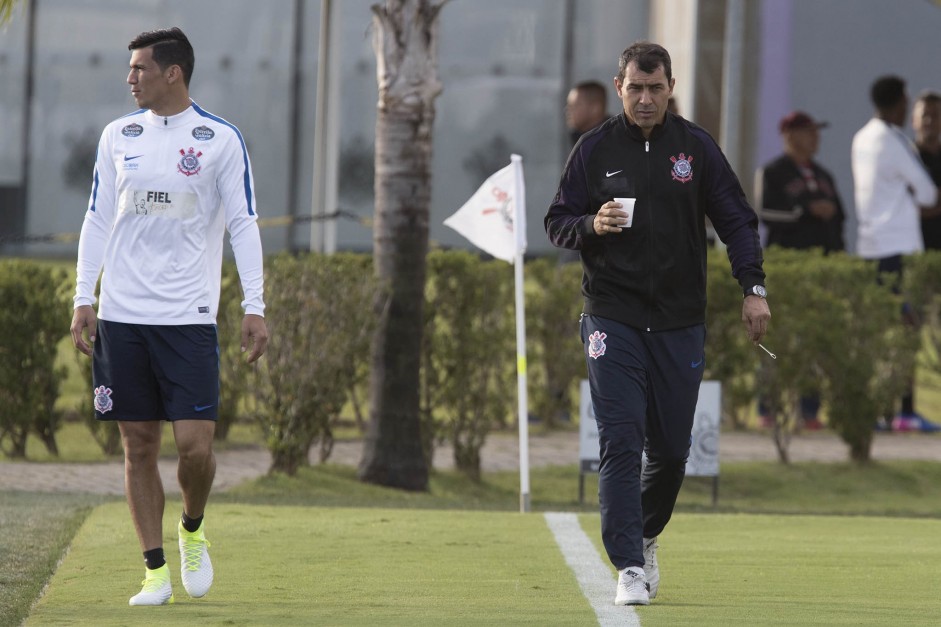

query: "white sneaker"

left=615, top=567, right=650, bottom=606
left=643, top=536, right=660, bottom=599
left=128, top=564, right=174, bottom=606
left=179, top=520, right=213, bottom=598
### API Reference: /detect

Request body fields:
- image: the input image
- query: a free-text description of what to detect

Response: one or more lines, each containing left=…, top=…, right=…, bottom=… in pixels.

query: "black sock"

left=143, top=547, right=166, bottom=570
left=181, top=511, right=203, bottom=533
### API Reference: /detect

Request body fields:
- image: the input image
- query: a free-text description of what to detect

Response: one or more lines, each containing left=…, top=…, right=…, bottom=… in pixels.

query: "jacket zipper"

left=645, top=139, right=652, bottom=332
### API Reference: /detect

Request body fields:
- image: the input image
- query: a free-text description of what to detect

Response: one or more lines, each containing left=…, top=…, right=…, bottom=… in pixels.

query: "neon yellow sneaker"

left=179, top=520, right=213, bottom=598
left=128, top=563, right=174, bottom=606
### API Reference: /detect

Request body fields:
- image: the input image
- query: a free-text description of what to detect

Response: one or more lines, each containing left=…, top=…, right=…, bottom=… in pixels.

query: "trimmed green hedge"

left=706, top=247, right=916, bottom=462
left=2, top=249, right=937, bottom=466
left=0, top=260, right=71, bottom=457
left=248, top=252, right=377, bottom=475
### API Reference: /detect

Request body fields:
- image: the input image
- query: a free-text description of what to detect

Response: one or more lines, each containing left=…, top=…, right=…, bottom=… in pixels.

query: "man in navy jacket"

left=545, top=41, right=770, bottom=606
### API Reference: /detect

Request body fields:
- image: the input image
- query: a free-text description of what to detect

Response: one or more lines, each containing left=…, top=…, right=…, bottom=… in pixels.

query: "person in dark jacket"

left=913, top=90, right=941, bottom=250
left=566, top=80, right=609, bottom=146
left=757, top=111, right=845, bottom=253
left=545, top=41, right=770, bottom=607
left=754, top=111, right=844, bottom=430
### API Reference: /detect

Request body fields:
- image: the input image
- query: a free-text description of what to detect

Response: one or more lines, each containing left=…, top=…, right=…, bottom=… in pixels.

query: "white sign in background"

left=579, top=379, right=721, bottom=477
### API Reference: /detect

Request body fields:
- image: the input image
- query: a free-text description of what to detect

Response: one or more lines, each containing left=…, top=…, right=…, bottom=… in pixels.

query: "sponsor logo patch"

left=94, top=385, right=113, bottom=413
left=192, top=125, right=215, bottom=141
left=198, top=306, right=210, bottom=313
left=588, top=330, right=608, bottom=360
left=177, top=147, right=203, bottom=177
left=133, top=191, right=172, bottom=215
left=122, top=154, right=143, bottom=171
left=121, top=123, right=143, bottom=138
left=670, top=153, right=694, bottom=183
left=120, top=189, right=197, bottom=219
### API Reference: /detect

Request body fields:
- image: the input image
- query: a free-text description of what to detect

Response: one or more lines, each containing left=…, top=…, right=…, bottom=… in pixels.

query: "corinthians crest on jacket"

left=670, top=152, right=693, bottom=183
left=178, top=147, right=202, bottom=177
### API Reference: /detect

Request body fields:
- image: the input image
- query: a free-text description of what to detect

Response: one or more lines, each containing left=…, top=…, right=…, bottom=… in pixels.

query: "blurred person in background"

left=560, top=81, right=610, bottom=264
left=754, top=110, right=845, bottom=430
left=852, top=75, right=940, bottom=433
left=913, top=90, right=941, bottom=250
left=566, top=80, right=609, bottom=146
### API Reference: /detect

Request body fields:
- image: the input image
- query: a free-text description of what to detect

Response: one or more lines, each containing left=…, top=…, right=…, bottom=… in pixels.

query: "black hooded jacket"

left=545, top=112, right=765, bottom=332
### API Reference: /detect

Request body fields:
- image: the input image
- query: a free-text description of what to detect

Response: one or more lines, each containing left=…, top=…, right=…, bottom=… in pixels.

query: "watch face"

left=753, top=286, right=767, bottom=298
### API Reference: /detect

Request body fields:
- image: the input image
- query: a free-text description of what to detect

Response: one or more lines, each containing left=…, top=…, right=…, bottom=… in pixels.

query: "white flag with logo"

left=444, top=154, right=526, bottom=264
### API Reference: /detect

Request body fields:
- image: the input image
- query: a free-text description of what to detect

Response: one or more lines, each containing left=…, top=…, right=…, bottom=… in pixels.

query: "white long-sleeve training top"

left=852, top=117, right=937, bottom=259
left=74, top=101, right=265, bottom=325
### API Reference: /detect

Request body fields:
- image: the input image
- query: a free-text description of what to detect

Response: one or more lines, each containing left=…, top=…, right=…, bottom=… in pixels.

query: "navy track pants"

left=581, top=314, right=705, bottom=570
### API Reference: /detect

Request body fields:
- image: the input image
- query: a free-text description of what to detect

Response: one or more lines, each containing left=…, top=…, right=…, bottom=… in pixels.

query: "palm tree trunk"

left=358, top=0, right=444, bottom=491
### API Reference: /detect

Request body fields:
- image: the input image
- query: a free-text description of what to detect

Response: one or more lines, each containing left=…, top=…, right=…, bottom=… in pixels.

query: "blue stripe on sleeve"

left=90, top=167, right=100, bottom=212
left=191, top=102, right=255, bottom=216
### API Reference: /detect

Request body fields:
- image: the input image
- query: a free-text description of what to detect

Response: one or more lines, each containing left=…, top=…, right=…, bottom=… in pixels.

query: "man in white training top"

left=852, top=74, right=940, bottom=432
left=70, top=26, right=268, bottom=607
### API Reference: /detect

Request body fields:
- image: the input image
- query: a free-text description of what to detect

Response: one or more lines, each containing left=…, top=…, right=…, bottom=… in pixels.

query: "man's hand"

left=593, top=200, right=630, bottom=235
left=241, top=314, right=268, bottom=363
left=70, top=305, right=98, bottom=356
left=742, top=296, right=771, bottom=344
left=807, top=199, right=837, bottom=221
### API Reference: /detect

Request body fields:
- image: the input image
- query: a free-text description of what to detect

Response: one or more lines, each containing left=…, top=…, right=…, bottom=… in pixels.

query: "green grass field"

left=27, top=502, right=595, bottom=626
left=588, top=513, right=941, bottom=626
left=21, top=502, right=941, bottom=626
left=0, top=492, right=108, bottom=627
left=5, top=460, right=941, bottom=626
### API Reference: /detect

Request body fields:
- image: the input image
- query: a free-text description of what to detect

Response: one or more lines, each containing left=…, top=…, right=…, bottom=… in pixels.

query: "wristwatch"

left=744, top=285, right=767, bottom=299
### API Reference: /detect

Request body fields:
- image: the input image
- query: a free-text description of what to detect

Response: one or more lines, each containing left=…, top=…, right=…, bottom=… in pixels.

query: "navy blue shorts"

left=92, top=320, right=219, bottom=421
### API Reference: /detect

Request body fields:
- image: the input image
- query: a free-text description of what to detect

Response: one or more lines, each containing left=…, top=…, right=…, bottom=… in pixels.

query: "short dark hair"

left=870, top=75, right=906, bottom=111
left=129, top=27, right=195, bottom=87
left=618, top=41, right=672, bottom=83
left=916, top=90, right=941, bottom=107
left=573, top=80, right=607, bottom=107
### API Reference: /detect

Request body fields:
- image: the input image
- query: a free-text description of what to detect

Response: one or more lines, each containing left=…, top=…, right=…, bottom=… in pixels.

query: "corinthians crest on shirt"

left=670, top=152, right=694, bottom=183
left=178, top=147, right=203, bottom=177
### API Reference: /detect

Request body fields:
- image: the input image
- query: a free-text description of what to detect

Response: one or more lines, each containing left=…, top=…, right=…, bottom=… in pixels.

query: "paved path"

left=1, top=430, right=939, bottom=495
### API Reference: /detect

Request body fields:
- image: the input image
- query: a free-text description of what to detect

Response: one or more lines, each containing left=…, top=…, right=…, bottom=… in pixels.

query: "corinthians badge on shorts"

left=177, top=147, right=203, bottom=177
left=587, top=330, right=607, bottom=360
left=670, top=152, right=694, bottom=183
left=94, top=385, right=113, bottom=413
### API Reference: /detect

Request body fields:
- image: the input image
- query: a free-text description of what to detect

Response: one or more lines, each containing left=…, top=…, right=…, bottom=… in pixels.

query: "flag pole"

left=511, top=154, right=530, bottom=513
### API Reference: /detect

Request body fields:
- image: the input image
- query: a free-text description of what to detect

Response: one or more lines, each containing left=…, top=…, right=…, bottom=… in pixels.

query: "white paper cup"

left=613, top=198, right=636, bottom=227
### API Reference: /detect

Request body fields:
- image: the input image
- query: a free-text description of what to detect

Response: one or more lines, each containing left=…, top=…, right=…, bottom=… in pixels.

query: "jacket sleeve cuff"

left=741, top=275, right=766, bottom=296
left=579, top=214, right=599, bottom=240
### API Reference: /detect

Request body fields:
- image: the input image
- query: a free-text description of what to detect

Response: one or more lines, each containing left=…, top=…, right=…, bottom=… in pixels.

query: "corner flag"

left=444, top=154, right=531, bottom=512
left=444, top=154, right=527, bottom=263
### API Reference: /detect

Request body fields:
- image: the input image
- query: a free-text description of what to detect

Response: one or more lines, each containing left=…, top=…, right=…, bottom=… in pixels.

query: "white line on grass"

left=544, top=512, right=640, bottom=627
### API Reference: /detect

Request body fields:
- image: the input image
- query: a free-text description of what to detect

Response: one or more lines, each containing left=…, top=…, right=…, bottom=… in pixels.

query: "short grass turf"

left=580, top=512, right=941, bottom=626
left=27, top=501, right=595, bottom=626
left=0, top=492, right=105, bottom=627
